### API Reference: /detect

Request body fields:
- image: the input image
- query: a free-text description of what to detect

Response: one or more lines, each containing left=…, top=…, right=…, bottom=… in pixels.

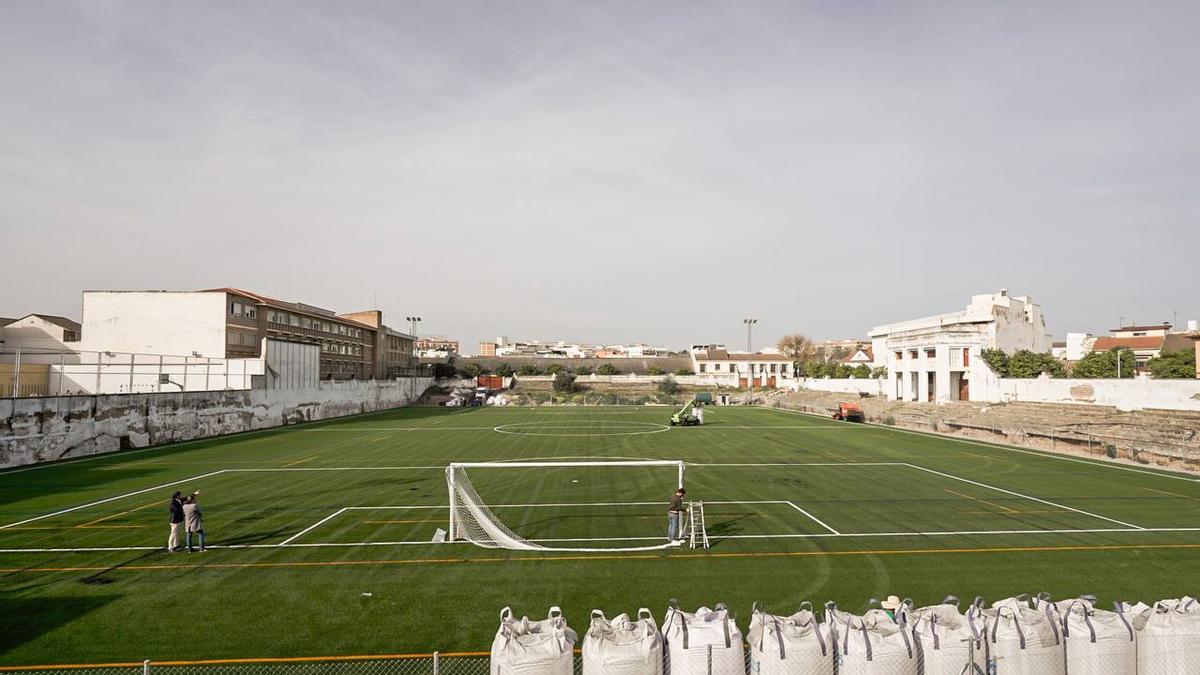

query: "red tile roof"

left=1091, top=336, right=1165, bottom=351
left=1110, top=324, right=1171, bottom=332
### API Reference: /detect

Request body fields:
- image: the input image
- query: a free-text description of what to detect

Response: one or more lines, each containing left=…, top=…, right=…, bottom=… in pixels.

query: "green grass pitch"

left=1, top=405, right=1199, bottom=666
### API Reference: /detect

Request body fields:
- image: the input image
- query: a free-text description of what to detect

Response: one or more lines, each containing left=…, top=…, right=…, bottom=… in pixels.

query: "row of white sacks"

left=490, top=596, right=1200, bottom=675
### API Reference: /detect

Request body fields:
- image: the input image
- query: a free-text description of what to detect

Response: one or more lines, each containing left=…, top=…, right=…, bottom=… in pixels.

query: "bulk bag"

left=984, top=597, right=1064, bottom=675
left=825, top=604, right=917, bottom=675
left=662, top=601, right=744, bottom=675
left=1136, top=600, right=1200, bottom=675
left=747, top=602, right=832, bottom=675
left=1061, top=601, right=1135, bottom=675
left=491, top=606, right=577, bottom=675
left=906, top=598, right=986, bottom=675
left=583, top=609, right=663, bottom=675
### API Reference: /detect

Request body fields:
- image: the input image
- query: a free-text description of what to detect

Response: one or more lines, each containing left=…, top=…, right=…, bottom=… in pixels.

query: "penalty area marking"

left=492, top=421, right=671, bottom=437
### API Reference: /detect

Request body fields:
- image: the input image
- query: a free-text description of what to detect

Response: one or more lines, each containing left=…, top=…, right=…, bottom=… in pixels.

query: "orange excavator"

left=831, top=402, right=865, bottom=422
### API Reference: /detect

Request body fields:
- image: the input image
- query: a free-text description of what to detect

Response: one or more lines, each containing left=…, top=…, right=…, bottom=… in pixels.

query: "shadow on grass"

left=0, top=595, right=120, bottom=656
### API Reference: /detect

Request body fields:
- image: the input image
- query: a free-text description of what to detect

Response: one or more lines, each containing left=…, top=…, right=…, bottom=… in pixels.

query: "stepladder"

left=683, top=501, right=709, bottom=549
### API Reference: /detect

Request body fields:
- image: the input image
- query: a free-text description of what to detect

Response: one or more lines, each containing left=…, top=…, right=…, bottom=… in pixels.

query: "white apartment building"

left=690, top=347, right=794, bottom=387
left=869, top=289, right=1051, bottom=403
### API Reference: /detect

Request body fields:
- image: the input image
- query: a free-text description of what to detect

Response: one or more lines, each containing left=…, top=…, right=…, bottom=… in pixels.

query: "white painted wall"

left=81, top=291, right=227, bottom=357
left=969, top=371, right=1200, bottom=412
left=789, top=377, right=886, bottom=396
left=1, top=316, right=76, bottom=351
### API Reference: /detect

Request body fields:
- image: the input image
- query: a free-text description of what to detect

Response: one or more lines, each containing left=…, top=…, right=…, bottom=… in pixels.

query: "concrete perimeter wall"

left=0, top=377, right=432, bottom=469
left=457, top=356, right=693, bottom=375
left=792, top=377, right=886, bottom=396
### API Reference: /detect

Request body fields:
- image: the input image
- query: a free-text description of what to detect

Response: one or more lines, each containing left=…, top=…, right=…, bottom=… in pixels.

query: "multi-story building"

left=81, top=288, right=405, bottom=380
left=415, top=336, right=459, bottom=356
left=478, top=341, right=497, bottom=357
left=690, top=347, right=794, bottom=387
left=870, top=289, right=1051, bottom=403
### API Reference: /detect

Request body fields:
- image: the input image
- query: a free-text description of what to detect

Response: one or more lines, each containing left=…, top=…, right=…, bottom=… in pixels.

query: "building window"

left=895, top=351, right=903, bottom=360
left=230, top=302, right=242, bottom=316
left=963, top=350, right=970, bottom=367
left=925, top=349, right=936, bottom=359
left=699, top=363, right=706, bottom=373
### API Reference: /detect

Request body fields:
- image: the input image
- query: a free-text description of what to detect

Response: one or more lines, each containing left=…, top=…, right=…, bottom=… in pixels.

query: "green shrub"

left=596, top=363, right=620, bottom=375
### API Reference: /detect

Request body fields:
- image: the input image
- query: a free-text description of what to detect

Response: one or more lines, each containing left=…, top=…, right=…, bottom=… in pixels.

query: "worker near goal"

left=667, top=488, right=687, bottom=542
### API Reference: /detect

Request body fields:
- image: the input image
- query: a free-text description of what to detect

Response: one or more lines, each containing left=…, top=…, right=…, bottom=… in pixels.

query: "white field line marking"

left=345, top=500, right=793, bottom=509
left=902, top=463, right=1146, bottom=530
left=785, top=501, right=841, bottom=534
left=279, top=507, right=349, bottom=546
left=762, top=405, right=1200, bottom=483
left=690, top=462, right=903, bottom=467
left=7, top=527, right=1200, bottom=553
left=225, top=466, right=445, bottom=472
left=0, top=469, right=229, bottom=531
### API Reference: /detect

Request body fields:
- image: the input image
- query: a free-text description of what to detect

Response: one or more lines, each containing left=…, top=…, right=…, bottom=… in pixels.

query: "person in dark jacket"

left=667, top=488, right=686, bottom=542
left=167, top=491, right=185, bottom=552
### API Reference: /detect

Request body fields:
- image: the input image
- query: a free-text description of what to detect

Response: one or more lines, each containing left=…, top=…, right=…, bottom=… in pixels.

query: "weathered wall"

left=0, top=377, right=432, bottom=469
left=969, top=366, right=1200, bottom=412
left=512, top=373, right=742, bottom=387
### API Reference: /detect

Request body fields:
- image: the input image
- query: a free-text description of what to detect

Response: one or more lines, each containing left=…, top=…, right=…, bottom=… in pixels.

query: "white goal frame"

left=445, top=460, right=685, bottom=551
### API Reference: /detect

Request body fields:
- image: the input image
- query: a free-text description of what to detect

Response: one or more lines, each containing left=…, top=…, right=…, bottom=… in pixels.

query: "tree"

left=673, top=367, right=694, bottom=376
left=544, top=363, right=564, bottom=376
left=646, top=365, right=663, bottom=375
left=833, top=364, right=854, bottom=379
left=495, top=362, right=515, bottom=377
left=1072, top=348, right=1136, bottom=379
left=803, top=361, right=828, bottom=378
left=552, top=372, right=577, bottom=393
left=656, top=377, right=681, bottom=395
left=596, top=363, right=620, bottom=375
left=870, top=366, right=888, bottom=379
left=516, top=364, right=541, bottom=376
left=777, top=334, right=816, bottom=363
left=1007, top=350, right=1067, bottom=378
left=981, top=349, right=1010, bottom=376
left=852, top=364, right=872, bottom=379
left=458, top=362, right=483, bottom=378
left=1148, top=349, right=1196, bottom=379
left=575, top=365, right=594, bottom=375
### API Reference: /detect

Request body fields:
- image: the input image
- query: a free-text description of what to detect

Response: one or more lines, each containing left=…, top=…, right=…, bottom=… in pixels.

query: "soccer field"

left=2, top=404, right=1199, bottom=666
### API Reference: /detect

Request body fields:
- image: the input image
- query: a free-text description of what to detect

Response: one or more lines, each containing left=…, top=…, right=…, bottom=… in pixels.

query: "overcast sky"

left=2, top=1, right=1197, bottom=352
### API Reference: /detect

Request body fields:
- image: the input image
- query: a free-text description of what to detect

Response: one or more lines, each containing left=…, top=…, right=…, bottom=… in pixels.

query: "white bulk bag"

left=583, top=609, right=663, bottom=675
left=662, top=602, right=744, bottom=675
left=747, top=602, right=832, bottom=675
left=984, top=597, right=1064, bottom=675
left=1136, top=600, right=1200, bottom=675
left=826, top=604, right=916, bottom=675
left=1061, top=601, right=1135, bottom=675
left=906, top=599, right=986, bottom=675
left=491, top=606, right=577, bottom=675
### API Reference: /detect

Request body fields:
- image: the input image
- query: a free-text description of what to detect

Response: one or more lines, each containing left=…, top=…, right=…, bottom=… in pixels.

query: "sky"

left=2, top=1, right=1198, bottom=353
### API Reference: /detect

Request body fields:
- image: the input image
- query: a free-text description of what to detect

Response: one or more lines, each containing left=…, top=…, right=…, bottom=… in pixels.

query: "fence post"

left=433, top=650, right=440, bottom=675
left=706, top=644, right=712, bottom=675
left=143, top=659, right=151, bottom=675
left=12, top=347, right=20, bottom=397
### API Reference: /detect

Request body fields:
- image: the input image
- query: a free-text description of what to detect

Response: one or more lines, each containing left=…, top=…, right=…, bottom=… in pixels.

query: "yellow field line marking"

left=1143, top=487, right=1195, bottom=499
left=5, top=542, right=1200, bottom=575
left=960, top=510, right=1064, bottom=516
left=77, top=499, right=162, bottom=528
left=282, top=456, right=318, bottom=468
left=944, top=488, right=1019, bottom=514
left=0, top=651, right=493, bottom=672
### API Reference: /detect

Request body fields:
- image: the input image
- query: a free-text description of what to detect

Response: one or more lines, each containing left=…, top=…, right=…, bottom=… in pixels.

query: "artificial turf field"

left=2, top=404, right=1199, bottom=666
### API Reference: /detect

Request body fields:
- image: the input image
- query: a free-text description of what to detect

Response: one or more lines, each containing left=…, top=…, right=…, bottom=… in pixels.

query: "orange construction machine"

left=832, top=402, right=865, bottom=422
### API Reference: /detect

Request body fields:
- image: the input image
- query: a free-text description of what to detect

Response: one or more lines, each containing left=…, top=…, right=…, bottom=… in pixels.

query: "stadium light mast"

left=743, top=318, right=757, bottom=353
left=406, top=316, right=422, bottom=336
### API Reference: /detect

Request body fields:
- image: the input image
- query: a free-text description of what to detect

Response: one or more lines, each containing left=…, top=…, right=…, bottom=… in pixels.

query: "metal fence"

left=0, top=346, right=260, bottom=397
left=5, top=643, right=1187, bottom=675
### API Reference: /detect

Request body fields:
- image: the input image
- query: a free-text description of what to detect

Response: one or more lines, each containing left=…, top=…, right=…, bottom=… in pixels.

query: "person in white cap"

left=880, top=595, right=902, bottom=621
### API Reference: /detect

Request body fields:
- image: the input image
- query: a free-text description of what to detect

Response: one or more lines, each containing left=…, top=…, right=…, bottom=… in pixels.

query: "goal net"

left=446, top=460, right=685, bottom=553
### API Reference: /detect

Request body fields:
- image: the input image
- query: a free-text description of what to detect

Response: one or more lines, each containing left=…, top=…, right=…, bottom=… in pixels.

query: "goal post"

left=445, top=460, right=686, bottom=553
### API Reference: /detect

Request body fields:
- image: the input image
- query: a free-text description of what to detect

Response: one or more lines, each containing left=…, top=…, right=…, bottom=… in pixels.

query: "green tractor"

left=669, top=399, right=704, bottom=426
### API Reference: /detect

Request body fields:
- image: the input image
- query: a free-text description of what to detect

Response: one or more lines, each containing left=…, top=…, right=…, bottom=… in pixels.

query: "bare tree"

left=777, top=334, right=816, bottom=362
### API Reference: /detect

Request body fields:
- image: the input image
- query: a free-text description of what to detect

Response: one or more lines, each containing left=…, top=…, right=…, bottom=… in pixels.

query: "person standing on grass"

left=183, top=492, right=206, bottom=553
left=167, top=491, right=185, bottom=552
left=667, top=488, right=686, bottom=542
